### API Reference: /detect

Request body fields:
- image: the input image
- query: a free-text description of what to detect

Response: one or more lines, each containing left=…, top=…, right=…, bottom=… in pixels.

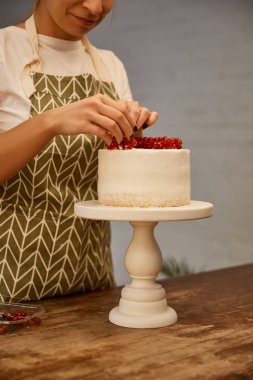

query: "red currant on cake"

left=106, top=136, right=183, bottom=150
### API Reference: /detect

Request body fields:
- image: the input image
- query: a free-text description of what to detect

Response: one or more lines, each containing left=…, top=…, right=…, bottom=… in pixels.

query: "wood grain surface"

left=1, top=264, right=253, bottom=380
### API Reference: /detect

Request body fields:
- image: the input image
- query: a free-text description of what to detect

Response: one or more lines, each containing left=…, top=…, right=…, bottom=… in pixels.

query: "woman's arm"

left=0, top=94, right=158, bottom=185
left=0, top=111, right=55, bottom=184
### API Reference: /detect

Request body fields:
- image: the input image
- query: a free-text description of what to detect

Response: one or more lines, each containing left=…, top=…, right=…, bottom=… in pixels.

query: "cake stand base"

left=109, top=306, right=177, bottom=329
left=109, top=267, right=178, bottom=328
left=75, top=200, right=213, bottom=329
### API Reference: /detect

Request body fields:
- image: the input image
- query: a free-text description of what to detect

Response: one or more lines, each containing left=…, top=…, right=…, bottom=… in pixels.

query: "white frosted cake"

left=98, top=142, right=190, bottom=207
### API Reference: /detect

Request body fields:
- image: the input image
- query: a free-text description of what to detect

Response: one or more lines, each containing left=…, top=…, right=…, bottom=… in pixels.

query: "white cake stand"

left=75, top=200, right=213, bottom=329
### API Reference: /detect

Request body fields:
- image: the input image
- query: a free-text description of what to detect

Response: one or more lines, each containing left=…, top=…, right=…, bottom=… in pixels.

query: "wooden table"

left=1, top=264, right=253, bottom=380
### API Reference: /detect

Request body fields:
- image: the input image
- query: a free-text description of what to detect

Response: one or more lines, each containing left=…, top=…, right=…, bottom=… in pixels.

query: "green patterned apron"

left=0, top=16, right=117, bottom=301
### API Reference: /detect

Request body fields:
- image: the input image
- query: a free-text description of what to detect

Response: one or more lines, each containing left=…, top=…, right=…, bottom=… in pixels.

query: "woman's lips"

left=73, top=15, right=97, bottom=28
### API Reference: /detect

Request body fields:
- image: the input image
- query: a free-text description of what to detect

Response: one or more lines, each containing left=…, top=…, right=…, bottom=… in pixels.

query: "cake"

left=97, top=137, right=190, bottom=207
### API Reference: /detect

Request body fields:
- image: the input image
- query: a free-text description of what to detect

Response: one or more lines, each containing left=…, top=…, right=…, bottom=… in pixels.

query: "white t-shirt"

left=0, top=26, right=133, bottom=131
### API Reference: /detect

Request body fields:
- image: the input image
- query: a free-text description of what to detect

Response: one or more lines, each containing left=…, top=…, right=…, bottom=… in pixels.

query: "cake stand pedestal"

left=75, top=200, right=213, bottom=328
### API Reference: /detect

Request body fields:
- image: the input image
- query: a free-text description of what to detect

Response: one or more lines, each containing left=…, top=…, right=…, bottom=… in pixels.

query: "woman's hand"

left=0, top=94, right=158, bottom=184
left=46, top=94, right=158, bottom=145
left=122, top=100, right=159, bottom=132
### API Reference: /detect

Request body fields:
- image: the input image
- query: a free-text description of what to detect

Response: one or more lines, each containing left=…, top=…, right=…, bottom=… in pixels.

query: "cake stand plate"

left=75, top=200, right=213, bottom=328
left=75, top=200, right=213, bottom=222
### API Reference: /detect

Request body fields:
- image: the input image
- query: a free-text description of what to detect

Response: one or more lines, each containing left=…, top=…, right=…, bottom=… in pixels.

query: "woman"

left=0, top=0, right=158, bottom=301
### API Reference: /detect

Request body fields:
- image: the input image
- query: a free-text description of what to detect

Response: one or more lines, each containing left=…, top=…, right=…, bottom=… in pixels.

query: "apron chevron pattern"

left=30, top=72, right=119, bottom=114
left=0, top=21, right=117, bottom=301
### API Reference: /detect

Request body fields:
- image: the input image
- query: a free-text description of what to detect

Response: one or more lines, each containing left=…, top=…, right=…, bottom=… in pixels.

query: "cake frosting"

left=98, top=148, right=190, bottom=207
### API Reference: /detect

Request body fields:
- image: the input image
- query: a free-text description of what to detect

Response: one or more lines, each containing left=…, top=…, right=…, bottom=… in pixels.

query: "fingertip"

left=116, top=133, right=124, bottom=144
left=148, top=111, right=159, bottom=125
left=106, top=136, right=113, bottom=146
left=152, top=111, right=159, bottom=119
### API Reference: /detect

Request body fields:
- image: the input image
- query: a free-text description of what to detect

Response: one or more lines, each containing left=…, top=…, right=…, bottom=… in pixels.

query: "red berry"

left=28, top=317, right=41, bottom=326
left=0, top=326, right=7, bottom=335
left=106, top=136, right=183, bottom=150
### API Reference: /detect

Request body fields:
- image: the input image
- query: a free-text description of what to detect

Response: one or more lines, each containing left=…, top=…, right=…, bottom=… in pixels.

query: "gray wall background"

left=1, top=0, right=253, bottom=285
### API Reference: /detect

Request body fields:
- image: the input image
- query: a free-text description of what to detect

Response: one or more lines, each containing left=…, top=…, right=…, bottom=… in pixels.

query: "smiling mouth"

left=73, top=15, right=97, bottom=27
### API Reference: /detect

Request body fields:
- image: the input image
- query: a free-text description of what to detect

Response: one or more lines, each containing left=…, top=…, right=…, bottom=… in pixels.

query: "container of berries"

left=0, top=301, right=45, bottom=335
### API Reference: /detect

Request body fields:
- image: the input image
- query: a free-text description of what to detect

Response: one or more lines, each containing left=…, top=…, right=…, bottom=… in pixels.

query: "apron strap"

left=81, top=35, right=110, bottom=83
left=22, top=15, right=42, bottom=98
left=22, top=14, right=111, bottom=98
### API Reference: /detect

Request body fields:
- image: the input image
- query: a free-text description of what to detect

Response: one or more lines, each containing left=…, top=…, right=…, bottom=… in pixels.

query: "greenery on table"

left=161, top=257, right=193, bottom=277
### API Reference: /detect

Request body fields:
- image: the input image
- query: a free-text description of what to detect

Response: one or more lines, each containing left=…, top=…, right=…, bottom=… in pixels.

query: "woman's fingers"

left=97, top=103, right=133, bottom=140
left=98, top=96, right=135, bottom=138
left=126, top=100, right=159, bottom=131
left=91, top=113, right=124, bottom=144
left=144, top=111, right=159, bottom=126
left=135, top=109, right=159, bottom=134
left=135, top=107, right=150, bottom=129
left=123, top=100, right=141, bottom=125
left=85, top=123, right=113, bottom=145
left=58, top=94, right=158, bottom=143
left=114, top=99, right=136, bottom=127
left=89, top=95, right=159, bottom=140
